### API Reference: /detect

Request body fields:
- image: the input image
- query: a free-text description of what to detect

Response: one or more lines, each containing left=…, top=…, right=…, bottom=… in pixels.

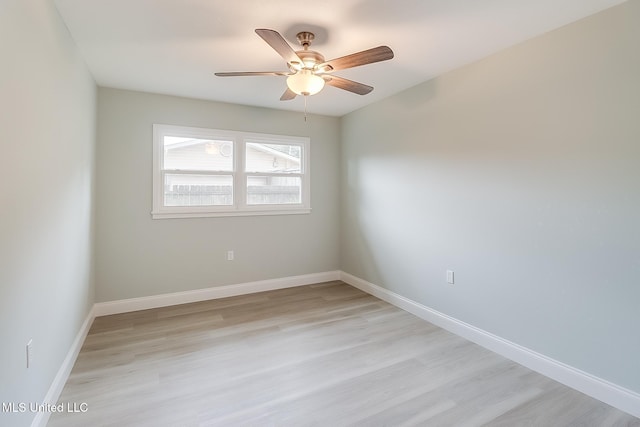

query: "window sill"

left=151, top=208, right=311, bottom=219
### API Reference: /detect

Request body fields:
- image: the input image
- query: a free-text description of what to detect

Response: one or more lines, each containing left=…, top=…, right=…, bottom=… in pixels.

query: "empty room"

left=1, top=0, right=639, bottom=426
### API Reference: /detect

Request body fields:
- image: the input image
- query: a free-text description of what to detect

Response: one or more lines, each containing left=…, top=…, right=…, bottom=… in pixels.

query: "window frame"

left=152, top=124, right=311, bottom=219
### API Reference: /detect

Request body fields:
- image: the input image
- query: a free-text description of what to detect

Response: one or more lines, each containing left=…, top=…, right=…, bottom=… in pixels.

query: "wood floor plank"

left=48, top=281, right=640, bottom=426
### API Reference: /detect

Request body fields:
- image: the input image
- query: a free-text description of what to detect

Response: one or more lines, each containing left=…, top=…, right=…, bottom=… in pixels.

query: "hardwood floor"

left=49, top=281, right=639, bottom=426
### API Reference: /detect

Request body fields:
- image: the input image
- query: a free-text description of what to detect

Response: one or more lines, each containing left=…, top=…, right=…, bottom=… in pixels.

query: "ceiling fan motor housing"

left=289, top=32, right=325, bottom=70
left=294, top=50, right=325, bottom=69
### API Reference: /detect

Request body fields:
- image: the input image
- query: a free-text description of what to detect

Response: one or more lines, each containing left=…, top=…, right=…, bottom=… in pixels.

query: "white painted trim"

left=94, top=271, right=341, bottom=316
left=340, top=271, right=640, bottom=419
left=31, top=306, right=96, bottom=427
left=151, top=208, right=311, bottom=219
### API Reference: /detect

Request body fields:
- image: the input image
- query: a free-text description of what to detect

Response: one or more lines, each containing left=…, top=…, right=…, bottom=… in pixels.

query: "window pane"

left=247, top=176, right=301, bottom=205
left=164, top=174, right=232, bottom=206
left=164, top=137, right=233, bottom=171
left=245, top=142, right=301, bottom=173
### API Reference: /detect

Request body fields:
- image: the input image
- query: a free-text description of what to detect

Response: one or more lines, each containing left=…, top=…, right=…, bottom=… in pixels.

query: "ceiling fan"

left=215, top=29, right=394, bottom=100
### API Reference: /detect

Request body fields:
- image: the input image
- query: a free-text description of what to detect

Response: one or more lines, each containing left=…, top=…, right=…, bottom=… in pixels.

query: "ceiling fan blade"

left=280, top=88, right=297, bottom=101
left=324, top=75, right=373, bottom=95
left=320, top=46, right=394, bottom=72
left=214, top=71, right=289, bottom=77
left=324, top=76, right=373, bottom=95
left=255, top=29, right=303, bottom=67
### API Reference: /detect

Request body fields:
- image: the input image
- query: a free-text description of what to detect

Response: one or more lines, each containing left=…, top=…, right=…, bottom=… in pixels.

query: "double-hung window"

left=152, top=124, right=310, bottom=219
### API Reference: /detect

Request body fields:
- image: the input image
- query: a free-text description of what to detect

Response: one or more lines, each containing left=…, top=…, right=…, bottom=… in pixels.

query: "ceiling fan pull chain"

left=304, top=95, right=308, bottom=122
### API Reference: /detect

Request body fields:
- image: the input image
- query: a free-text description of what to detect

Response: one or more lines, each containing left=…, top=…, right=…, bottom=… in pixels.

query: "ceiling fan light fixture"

left=286, top=70, right=325, bottom=96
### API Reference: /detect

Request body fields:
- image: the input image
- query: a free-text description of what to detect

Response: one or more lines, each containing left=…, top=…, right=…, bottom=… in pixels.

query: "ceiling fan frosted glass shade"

left=286, top=70, right=325, bottom=96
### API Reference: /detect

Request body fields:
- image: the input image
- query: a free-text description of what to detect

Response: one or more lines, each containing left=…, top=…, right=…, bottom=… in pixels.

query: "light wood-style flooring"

left=49, top=281, right=639, bottom=426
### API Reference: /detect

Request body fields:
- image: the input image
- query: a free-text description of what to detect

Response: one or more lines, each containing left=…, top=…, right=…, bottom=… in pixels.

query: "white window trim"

left=152, top=124, right=311, bottom=219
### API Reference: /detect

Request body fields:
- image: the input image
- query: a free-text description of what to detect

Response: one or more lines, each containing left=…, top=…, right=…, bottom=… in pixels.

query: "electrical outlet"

left=227, top=250, right=234, bottom=261
left=446, top=270, right=455, bottom=285
left=26, top=339, right=33, bottom=368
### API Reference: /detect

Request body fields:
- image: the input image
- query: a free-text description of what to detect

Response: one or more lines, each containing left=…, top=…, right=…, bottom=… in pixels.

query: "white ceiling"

left=53, top=0, right=624, bottom=117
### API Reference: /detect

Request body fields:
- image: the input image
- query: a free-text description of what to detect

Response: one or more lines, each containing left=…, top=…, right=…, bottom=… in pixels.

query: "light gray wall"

left=95, top=88, right=340, bottom=302
left=341, top=2, right=640, bottom=393
left=0, top=1, right=96, bottom=426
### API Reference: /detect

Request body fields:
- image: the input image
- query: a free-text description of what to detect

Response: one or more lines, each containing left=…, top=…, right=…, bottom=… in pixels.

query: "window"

left=152, top=124, right=310, bottom=219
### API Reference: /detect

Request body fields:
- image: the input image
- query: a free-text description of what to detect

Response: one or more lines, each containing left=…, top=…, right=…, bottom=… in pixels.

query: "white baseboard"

left=340, top=271, right=640, bottom=419
left=94, top=271, right=341, bottom=317
left=31, top=306, right=96, bottom=427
